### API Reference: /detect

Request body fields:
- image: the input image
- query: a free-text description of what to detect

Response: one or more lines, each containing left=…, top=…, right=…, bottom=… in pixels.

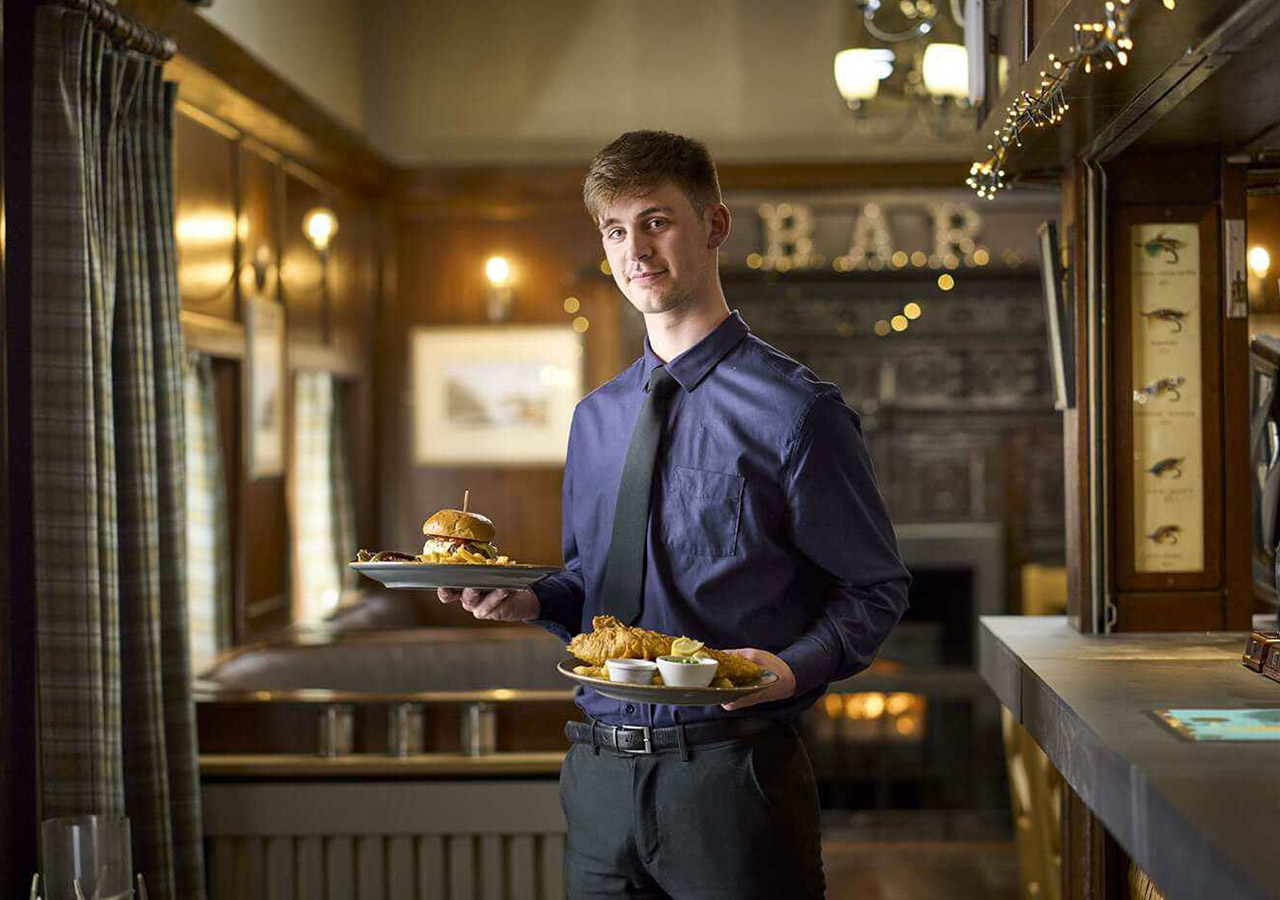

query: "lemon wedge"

left=670, top=636, right=705, bottom=658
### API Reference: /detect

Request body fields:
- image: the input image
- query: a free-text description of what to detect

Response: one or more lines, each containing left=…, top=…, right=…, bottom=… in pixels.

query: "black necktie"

left=601, top=366, right=679, bottom=624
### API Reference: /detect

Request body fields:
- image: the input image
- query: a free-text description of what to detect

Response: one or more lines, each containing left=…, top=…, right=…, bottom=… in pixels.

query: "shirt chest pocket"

left=663, top=465, right=744, bottom=558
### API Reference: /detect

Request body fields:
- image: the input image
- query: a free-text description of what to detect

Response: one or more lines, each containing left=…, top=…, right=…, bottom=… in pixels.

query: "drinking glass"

left=40, top=815, right=133, bottom=900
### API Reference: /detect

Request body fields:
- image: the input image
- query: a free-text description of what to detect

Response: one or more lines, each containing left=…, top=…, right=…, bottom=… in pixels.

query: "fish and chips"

left=567, top=615, right=765, bottom=689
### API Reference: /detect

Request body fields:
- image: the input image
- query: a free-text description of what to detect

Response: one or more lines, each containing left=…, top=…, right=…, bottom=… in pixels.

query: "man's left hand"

left=719, top=648, right=796, bottom=711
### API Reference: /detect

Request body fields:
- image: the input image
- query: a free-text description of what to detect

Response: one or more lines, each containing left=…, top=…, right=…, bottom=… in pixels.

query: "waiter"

left=439, top=130, right=911, bottom=899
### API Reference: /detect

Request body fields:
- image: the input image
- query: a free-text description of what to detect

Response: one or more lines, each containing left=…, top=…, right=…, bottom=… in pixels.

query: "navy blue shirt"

left=530, top=310, right=910, bottom=726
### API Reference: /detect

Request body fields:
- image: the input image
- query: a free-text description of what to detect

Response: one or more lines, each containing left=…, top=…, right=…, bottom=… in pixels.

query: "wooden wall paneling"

left=213, top=360, right=245, bottom=647
left=1111, top=206, right=1224, bottom=614
left=329, top=195, right=373, bottom=358
left=174, top=108, right=239, bottom=322
left=281, top=165, right=329, bottom=347
left=1111, top=590, right=1230, bottom=632
left=237, top=138, right=283, bottom=307
left=384, top=209, right=614, bottom=603
left=241, top=343, right=289, bottom=639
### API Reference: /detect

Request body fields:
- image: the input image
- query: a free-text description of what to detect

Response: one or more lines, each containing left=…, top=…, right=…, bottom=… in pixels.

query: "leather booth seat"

left=200, top=626, right=569, bottom=693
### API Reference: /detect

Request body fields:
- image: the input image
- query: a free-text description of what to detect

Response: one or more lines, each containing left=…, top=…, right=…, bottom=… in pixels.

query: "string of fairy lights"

left=967, top=0, right=1177, bottom=199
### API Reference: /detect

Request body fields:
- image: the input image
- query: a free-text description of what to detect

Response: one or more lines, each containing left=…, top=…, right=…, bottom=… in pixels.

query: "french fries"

left=418, top=547, right=516, bottom=566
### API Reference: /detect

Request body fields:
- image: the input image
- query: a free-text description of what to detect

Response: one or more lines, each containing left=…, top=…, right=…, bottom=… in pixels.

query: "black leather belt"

left=565, top=717, right=783, bottom=755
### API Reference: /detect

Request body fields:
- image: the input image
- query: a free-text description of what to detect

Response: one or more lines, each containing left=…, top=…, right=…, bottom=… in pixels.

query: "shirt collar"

left=641, top=310, right=749, bottom=393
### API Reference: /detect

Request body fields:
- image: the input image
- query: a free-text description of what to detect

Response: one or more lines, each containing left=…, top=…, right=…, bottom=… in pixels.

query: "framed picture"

left=1038, top=220, right=1074, bottom=410
left=411, top=325, right=584, bottom=466
left=245, top=296, right=286, bottom=478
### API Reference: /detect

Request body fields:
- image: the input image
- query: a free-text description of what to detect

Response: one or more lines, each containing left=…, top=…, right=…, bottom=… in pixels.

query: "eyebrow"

left=600, top=205, right=675, bottom=229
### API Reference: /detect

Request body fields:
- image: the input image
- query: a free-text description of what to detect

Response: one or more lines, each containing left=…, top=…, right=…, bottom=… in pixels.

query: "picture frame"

left=1038, top=220, right=1074, bottom=410
left=411, top=325, right=584, bottom=466
left=244, top=296, right=286, bottom=478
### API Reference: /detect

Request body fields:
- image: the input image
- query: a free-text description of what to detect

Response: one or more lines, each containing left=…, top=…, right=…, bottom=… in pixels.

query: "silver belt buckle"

left=614, top=724, right=653, bottom=754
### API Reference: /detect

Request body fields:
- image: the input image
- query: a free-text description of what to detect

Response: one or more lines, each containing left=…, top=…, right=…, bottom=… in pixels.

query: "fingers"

left=439, top=587, right=518, bottom=620
left=722, top=684, right=780, bottom=712
left=471, top=589, right=515, bottom=620
left=459, top=588, right=486, bottom=611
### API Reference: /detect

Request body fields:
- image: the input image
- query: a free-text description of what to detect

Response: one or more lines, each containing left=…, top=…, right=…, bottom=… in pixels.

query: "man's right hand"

left=437, top=586, right=540, bottom=622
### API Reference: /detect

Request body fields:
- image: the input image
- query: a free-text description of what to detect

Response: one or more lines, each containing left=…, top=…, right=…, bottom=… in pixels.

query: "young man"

left=438, top=130, right=910, bottom=898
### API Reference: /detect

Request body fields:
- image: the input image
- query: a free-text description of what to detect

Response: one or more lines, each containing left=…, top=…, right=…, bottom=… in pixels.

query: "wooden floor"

left=823, top=841, right=1020, bottom=900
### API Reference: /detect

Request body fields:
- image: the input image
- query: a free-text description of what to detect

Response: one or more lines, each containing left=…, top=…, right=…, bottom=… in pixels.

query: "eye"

left=647, top=218, right=668, bottom=230
left=607, top=227, right=624, bottom=240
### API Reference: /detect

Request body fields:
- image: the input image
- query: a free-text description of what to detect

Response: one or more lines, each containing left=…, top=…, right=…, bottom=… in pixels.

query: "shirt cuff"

left=526, top=574, right=583, bottom=644
left=778, top=635, right=837, bottom=697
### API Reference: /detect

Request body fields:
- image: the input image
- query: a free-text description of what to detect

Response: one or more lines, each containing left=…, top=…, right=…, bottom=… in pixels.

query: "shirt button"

left=625, top=704, right=635, bottom=714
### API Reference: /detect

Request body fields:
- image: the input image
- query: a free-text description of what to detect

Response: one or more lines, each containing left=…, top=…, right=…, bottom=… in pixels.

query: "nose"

left=624, top=229, right=652, bottom=265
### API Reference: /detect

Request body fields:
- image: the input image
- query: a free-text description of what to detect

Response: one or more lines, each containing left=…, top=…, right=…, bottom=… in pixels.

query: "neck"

left=644, top=290, right=731, bottom=363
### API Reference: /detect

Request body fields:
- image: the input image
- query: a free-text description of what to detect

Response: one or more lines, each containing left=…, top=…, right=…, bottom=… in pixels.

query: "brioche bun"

left=422, top=508, right=496, bottom=542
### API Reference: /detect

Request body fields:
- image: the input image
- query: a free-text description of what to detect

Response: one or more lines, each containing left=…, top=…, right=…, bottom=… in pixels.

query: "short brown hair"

left=583, top=130, right=722, bottom=224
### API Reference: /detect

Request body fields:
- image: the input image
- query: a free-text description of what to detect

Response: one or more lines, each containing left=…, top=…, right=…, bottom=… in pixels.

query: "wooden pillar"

left=1063, top=147, right=1252, bottom=632
left=1062, top=781, right=1128, bottom=898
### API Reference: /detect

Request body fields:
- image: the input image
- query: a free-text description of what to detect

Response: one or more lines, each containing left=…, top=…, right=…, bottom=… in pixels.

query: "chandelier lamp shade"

left=834, top=48, right=896, bottom=107
left=834, top=0, right=975, bottom=137
left=921, top=43, right=969, bottom=100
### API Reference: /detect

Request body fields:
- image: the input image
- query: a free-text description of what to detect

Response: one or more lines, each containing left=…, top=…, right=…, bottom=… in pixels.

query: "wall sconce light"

left=1248, top=245, right=1270, bottom=278
left=485, top=254, right=515, bottom=322
left=303, top=206, right=339, bottom=255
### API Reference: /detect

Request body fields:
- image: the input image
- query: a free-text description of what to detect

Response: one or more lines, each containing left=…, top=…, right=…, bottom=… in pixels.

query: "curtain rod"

left=43, top=0, right=178, bottom=61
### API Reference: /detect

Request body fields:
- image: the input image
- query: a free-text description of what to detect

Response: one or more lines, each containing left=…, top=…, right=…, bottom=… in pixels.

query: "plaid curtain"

left=29, top=8, right=205, bottom=899
left=293, top=371, right=342, bottom=621
left=293, top=372, right=361, bottom=619
left=183, top=352, right=231, bottom=675
left=330, top=381, right=359, bottom=593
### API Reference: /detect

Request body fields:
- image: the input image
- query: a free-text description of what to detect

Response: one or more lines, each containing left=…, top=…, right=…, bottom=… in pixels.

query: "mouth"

left=629, top=270, right=667, bottom=285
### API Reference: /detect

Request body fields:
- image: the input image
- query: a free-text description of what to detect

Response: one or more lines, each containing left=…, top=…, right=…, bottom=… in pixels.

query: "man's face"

left=598, top=182, right=719, bottom=316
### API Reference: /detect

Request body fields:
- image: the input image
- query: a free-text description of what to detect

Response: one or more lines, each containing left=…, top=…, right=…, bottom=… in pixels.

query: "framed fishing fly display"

left=1114, top=206, right=1222, bottom=591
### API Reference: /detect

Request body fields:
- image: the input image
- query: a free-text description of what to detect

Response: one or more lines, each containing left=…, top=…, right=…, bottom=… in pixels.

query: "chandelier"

left=833, top=0, right=975, bottom=139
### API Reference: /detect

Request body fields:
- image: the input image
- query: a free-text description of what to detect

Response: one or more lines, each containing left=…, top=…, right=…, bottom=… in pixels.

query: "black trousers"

left=559, top=720, right=826, bottom=899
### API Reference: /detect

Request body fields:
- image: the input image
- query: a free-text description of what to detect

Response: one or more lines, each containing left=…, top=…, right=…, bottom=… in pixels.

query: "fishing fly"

left=1137, top=232, right=1186, bottom=264
left=1135, top=375, right=1185, bottom=403
left=1139, top=308, right=1187, bottom=333
left=1148, top=457, right=1185, bottom=479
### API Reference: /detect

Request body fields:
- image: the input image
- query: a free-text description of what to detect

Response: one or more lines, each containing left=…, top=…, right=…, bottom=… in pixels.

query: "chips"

left=418, top=548, right=515, bottom=566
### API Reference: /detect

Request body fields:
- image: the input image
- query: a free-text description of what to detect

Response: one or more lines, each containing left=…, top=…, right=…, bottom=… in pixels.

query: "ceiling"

left=200, top=0, right=981, bottom=168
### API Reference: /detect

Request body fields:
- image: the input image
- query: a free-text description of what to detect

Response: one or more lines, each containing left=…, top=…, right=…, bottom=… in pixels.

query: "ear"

left=706, top=203, right=732, bottom=250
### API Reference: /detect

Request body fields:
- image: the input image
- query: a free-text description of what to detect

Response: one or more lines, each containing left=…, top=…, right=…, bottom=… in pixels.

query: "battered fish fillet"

left=567, top=615, right=763, bottom=685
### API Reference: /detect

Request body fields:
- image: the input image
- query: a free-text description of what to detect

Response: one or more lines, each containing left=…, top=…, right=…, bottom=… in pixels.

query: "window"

left=183, top=352, right=232, bottom=673
left=291, top=372, right=358, bottom=623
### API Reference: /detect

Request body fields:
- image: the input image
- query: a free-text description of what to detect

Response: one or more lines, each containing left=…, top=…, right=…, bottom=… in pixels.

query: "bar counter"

left=980, top=616, right=1280, bottom=900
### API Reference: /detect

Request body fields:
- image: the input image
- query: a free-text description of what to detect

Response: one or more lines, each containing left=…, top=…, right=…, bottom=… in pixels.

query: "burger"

left=421, top=508, right=501, bottom=560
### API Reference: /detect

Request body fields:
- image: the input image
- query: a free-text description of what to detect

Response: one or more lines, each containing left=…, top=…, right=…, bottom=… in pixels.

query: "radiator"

left=203, top=781, right=566, bottom=899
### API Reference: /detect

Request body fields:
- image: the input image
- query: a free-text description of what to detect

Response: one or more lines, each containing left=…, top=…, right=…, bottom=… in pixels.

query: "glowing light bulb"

left=485, top=255, right=511, bottom=286
left=302, top=207, right=338, bottom=252
left=1249, top=246, right=1271, bottom=278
